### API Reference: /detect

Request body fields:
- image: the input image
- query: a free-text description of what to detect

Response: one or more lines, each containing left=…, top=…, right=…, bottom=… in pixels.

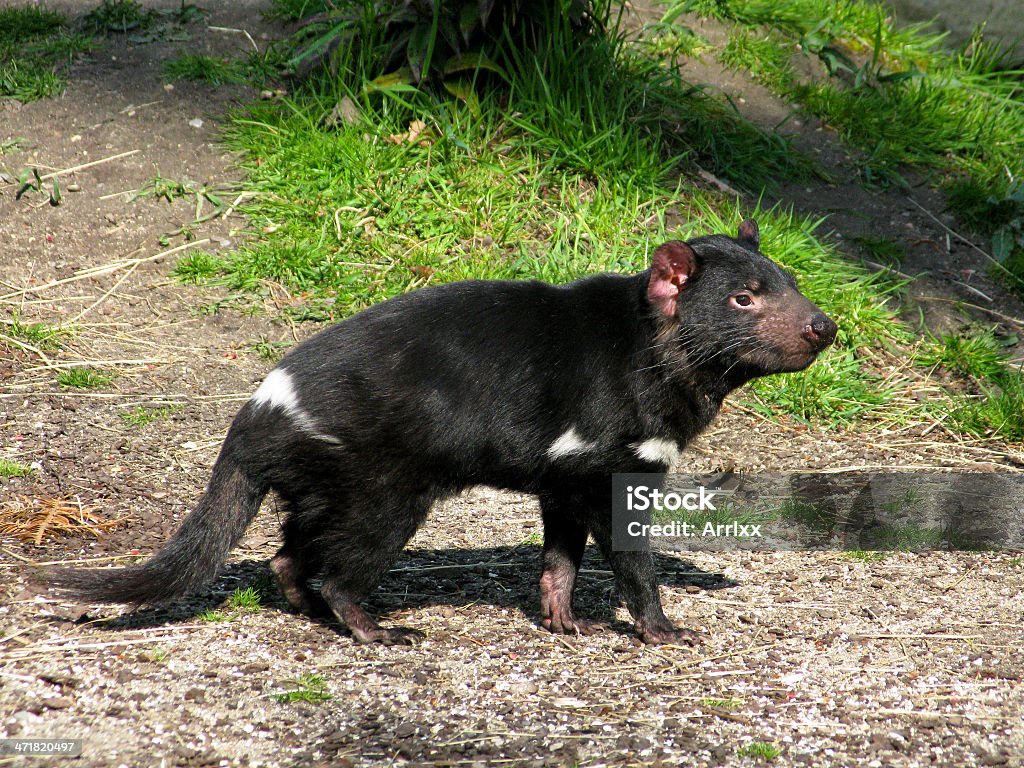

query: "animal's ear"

left=737, top=218, right=760, bottom=250
left=647, top=241, right=698, bottom=318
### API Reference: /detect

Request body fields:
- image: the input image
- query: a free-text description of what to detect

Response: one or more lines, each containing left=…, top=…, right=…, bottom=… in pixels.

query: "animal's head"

left=646, top=219, right=837, bottom=382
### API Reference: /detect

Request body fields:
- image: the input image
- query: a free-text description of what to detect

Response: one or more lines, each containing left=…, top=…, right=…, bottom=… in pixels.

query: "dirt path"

left=1, top=3, right=1022, bottom=767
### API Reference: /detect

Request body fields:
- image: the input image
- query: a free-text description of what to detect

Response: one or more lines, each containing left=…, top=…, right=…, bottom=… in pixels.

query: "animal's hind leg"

left=539, top=492, right=603, bottom=635
left=317, top=492, right=432, bottom=646
left=270, top=543, right=331, bottom=618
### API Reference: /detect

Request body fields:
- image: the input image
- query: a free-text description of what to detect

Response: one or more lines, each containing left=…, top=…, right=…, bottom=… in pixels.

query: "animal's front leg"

left=589, top=517, right=701, bottom=646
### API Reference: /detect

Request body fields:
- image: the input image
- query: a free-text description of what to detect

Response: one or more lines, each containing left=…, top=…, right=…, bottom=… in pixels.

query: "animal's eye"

left=731, top=293, right=753, bottom=308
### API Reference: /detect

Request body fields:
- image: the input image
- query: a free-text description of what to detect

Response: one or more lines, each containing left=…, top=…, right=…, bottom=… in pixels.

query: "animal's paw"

left=637, top=621, right=701, bottom=646
left=542, top=609, right=605, bottom=637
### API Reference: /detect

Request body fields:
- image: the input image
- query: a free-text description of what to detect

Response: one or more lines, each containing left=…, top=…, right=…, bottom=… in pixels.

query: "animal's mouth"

left=740, top=340, right=831, bottom=374
left=778, top=348, right=826, bottom=372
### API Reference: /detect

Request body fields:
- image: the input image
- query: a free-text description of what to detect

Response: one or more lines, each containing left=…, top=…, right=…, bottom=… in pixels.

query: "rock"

left=394, top=722, right=416, bottom=738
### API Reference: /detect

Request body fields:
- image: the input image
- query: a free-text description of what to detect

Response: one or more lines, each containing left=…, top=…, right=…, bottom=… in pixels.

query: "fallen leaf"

left=386, top=119, right=431, bottom=145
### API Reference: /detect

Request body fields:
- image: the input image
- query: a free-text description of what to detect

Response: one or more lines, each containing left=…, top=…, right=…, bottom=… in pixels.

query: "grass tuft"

left=198, top=609, right=231, bottom=622
left=0, top=459, right=34, bottom=478
left=270, top=674, right=332, bottom=704
left=917, top=328, right=1012, bottom=382
left=845, top=550, right=889, bottom=562
left=948, top=375, right=1024, bottom=442
left=3, top=314, right=72, bottom=351
left=700, top=697, right=744, bottom=710
left=83, top=0, right=156, bottom=35
left=227, top=586, right=263, bottom=612
left=163, top=53, right=248, bottom=86
left=56, top=368, right=114, bottom=389
left=120, top=405, right=180, bottom=428
left=0, top=6, right=65, bottom=44
left=0, top=56, right=62, bottom=101
left=0, top=5, right=92, bottom=103
left=736, top=741, right=782, bottom=760
left=246, top=336, right=291, bottom=362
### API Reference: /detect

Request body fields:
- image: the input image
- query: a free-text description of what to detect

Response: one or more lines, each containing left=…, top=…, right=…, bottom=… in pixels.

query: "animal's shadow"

left=67, top=545, right=739, bottom=639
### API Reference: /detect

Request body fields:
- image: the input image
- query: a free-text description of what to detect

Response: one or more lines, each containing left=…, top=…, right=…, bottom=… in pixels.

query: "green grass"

left=700, top=697, right=744, bottom=710
left=129, top=175, right=228, bottom=240
left=198, top=609, right=231, bottom=622
left=227, top=586, right=263, bottom=612
left=0, top=6, right=65, bottom=43
left=140, top=647, right=171, bottom=663
left=0, top=59, right=62, bottom=101
left=844, top=550, right=888, bottom=562
left=246, top=336, right=291, bottom=362
left=199, top=586, right=266, bottom=622
left=264, top=0, right=328, bottom=21
left=174, top=249, right=225, bottom=283
left=947, top=375, right=1024, bottom=442
left=719, top=28, right=793, bottom=91
left=736, top=741, right=782, bottom=760
left=862, top=522, right=985, bottom=552
left=120, top=405, right=180, bottom=428
left=56, top=368, right=114, bottom=389
left=0, top=6, right=95, bottom=103
left=1, top=138, right=26, bottom=156
left=83, top=0, right=157, bottom=34
left=671, top=0, right=1024, bottom=290
left=0, top=459, right=33, bottom=478
left=771, top=498, right=830, bottom=529
left=163, top=53, right=248, bottom=86
left=270, top=674, right=332, bottom=704
left=750, top=347, right=894, bottom=426
left=918, top=328, right=1013, bottom=382
left=915, top=328, right=1024, bottom=441
left=852, top=235, right=907, bottom=267
left=641, top=20, right=711, bottom=65
left=2, top=314, right=72, bottom=351
left=132, top=174, right=199, bottom=204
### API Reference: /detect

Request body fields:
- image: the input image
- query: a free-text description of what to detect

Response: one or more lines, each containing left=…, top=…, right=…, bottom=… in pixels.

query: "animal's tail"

left=48, top=448, right=268, bottom=606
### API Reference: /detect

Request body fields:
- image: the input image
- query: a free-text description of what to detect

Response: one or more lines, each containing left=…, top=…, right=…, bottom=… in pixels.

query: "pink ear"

left=647, top=241, right=697, bottom=317
left=737, top=218, right=760, bottom=250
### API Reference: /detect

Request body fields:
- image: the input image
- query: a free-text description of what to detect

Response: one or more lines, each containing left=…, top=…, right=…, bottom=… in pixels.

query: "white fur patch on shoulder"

left=251, top=368, right=300, bottom=411
left=547, top=427, right=597, bottom=459
left=250, top=368, right=341, bottom=445
left=632, top=437, right=680, bottom=467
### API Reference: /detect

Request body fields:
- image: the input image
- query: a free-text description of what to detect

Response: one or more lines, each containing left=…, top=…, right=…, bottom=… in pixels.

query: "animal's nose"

left=802, top=313, right=837, bottom=349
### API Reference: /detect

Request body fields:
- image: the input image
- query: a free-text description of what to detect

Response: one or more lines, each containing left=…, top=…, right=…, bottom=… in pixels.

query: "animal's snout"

left=802, top=313, right=837, bottom=350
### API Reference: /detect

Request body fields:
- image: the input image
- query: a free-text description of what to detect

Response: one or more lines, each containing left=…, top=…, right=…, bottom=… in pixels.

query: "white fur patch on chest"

left=546, top=427, right=597, bottom=459
left=631, top=437, right=680, bottom=467
left=251, top=367, right=341, bottom=444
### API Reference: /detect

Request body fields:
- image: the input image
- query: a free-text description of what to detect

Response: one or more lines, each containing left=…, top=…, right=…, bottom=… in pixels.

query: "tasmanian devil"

left=51, top=219, right=836, bottom=645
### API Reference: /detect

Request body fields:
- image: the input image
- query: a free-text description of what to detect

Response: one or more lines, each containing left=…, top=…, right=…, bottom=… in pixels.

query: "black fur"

left=50, top=221, right=836, bottom=645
